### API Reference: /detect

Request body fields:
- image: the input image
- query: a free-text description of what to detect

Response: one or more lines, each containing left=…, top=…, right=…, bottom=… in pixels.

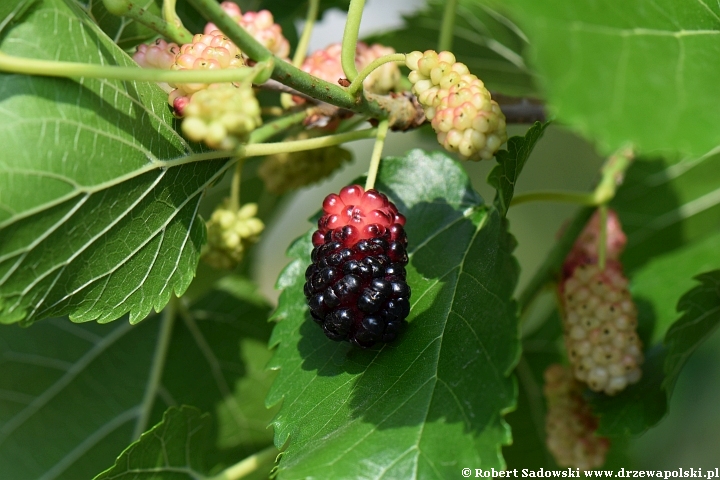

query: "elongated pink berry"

left=560, top=210, right=643, bottom=395
left=544, top=364, right=610, bottom=469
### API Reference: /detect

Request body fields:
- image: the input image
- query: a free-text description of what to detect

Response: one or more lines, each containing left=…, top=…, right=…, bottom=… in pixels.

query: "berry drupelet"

left=304, top=185, right=411, bottom=348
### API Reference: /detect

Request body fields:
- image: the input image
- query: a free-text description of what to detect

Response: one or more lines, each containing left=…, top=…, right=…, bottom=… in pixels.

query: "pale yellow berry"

left=202, top=200, right=265, bottom=270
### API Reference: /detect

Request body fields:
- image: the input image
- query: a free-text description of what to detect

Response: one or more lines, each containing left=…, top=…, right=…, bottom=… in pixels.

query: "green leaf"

left=0, top=276, right=275, bottom=479
left=155, top=276, right=278, bottom=469
left=94, top=406, right=211, bottom=480
left=612, top=153, right=720, bottom=273
left=630, top=231, right=720, bottom=343
left=266, top=150, right=520, bottom=479
left=496, top=0, right=720, bottom=157
left=87, top=0, right=165, bottom=50
left=664, top=270, right=720, bottom=394
left=588, top=346, right=668, bottom=436
left=365, top=0, right=535, bottom=96
left=0, top=0, right=230, bottom=325
left=488, top=121, right=549, bottom=216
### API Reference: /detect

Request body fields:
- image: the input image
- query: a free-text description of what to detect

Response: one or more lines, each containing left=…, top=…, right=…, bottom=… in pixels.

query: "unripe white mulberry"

left=203, top=201, right=264, bottom=270
left=300, top=42, right=401, bottom=94
left=405, top=49, right=507, bottom=161
left=204, top=2, right=290, bottom=59
left=560, top=210, right=643, bottom=395
left=181, top=83, right=261, bottom=150
left=258, top=132, right=353, bottom=194
left=167, top=30, right=246, bottom=113
left=544, top=364, right=610, bottom=470
left=133, top=39, right=180, bottom=93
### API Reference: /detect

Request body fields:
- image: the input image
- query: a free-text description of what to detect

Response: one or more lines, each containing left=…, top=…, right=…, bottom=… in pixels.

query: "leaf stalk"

left=0, top=51, right=272, bottom=84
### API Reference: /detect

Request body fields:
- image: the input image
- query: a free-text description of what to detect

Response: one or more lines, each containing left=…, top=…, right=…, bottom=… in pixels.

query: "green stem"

left=162, top=0, right=189, bottom=41
left=595, top=146, right=635, bottom=203
left=133, top=298, right=176, bottom=439
left=510, top=147, right=634, bottom=208
left=102, top=0, right=192, bottom=44
left=598, top=204, right=607, bottom=271
left=186, top=0, right=418, bottom=127
left=0, top=51, right=271, bottom=84
left=438, top=0, right=458, bottom=51
left=293, top=0, right=320, bottom=67
left=207, top=445, right=278, bottom=480
left=341, top=0, right=365, bottom=81
left=248, top=110, right=308, bottom=143
left=364, top=119, right=389, bottom=190
left=347, top=53, right=406, bottom=96
left=239, top=128, right=377, bottom=157
left=229, top=160, right=243, bottom=211
left=517, top=207, right=595, bottom=313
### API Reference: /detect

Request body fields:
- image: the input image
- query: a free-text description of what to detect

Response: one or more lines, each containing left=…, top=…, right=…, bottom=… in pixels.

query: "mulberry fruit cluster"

left=167, top=30, right=245, bottom=115
left=405, top=50, right=507, bottom=161
left=204, top=2, right=290, bottom=59
left=132, top=39, right=179, bottom=93
left=544, top=364, right=610, bottom=470
left=560, top=210, right=643, bottom=395
left=304, top=185, right=411, bottom=347
left=203, top=202, right=264, bottom=270
left=301, top=42, right=401, bottom=94
left=181, top=83, right=261, bottom=150
left=258, top=131, right=352, bottom=194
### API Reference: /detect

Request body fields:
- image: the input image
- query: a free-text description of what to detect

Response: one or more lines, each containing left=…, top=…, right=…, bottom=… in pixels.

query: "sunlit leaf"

left=0, top=0, right=230, bottom=325
left=496, top=0, right=720, bottom=156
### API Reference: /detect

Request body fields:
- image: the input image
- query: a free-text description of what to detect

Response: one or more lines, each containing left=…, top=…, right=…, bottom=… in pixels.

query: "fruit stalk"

left=365, top=119, right=390, bottom=191
left=341, top=0, right=366, bottom=81
left=438, top=0, right=458, bottom=51
left=292, top=0, right=320, bottom=67
left=347, top=53, right=406, bottom=96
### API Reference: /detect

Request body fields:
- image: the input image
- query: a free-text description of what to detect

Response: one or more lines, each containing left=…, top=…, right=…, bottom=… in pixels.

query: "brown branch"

left=493, top=93, right=547, bottom=124
left=257, top=80, right=545, bottom=130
